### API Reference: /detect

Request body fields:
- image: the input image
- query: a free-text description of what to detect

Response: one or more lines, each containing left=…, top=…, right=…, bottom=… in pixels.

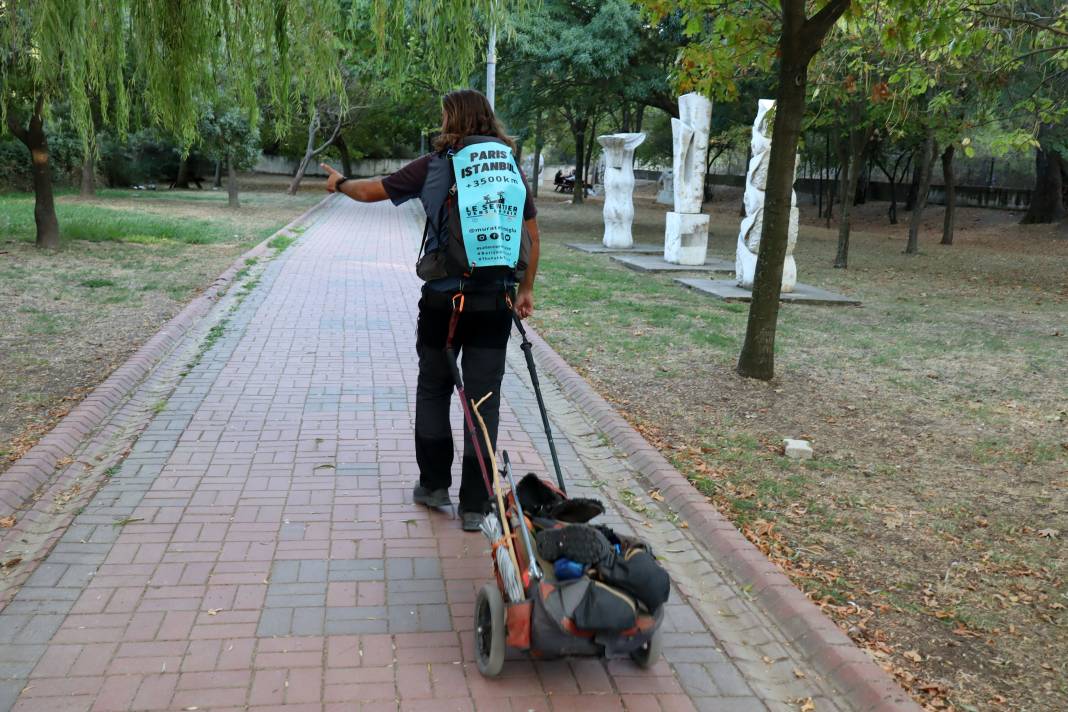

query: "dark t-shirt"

left=382, top=153, right=538, bottom=220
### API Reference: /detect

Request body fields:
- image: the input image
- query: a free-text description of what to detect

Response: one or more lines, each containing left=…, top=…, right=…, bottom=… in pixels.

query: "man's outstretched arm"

left=320, top=163, right=389, bottom=202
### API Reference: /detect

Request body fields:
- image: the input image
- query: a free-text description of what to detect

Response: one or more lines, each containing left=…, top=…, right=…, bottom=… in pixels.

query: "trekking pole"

left=511, top=314, right=566, bottom=494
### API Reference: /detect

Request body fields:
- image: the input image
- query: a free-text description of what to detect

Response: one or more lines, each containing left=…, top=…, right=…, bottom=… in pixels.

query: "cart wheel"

left=475, top=584, right=506, bottom=677
left=630, top=627, right=663, bottom=669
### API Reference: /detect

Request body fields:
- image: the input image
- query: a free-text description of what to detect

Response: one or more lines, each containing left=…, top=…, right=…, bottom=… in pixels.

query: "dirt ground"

left=0, top=180, right=321, bottom=471
left=530, top=191, right=1067, bottom=712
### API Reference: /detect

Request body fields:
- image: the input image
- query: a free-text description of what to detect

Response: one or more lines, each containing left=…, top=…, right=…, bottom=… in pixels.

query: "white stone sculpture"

left=597, top=132, right=646, bottom=248
left=736, top=99, right=799, bottom=292
left=656, top=170, right=673, bottom=205
left=664, top=93, right=712, bottom=265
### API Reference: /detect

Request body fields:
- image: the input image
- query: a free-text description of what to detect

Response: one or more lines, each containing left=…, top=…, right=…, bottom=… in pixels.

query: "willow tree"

left=1, top=0, right=519, bottom=248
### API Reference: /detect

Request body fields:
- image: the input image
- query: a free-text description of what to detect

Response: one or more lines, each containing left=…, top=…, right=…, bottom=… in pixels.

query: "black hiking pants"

left=414, top=290, right=512, bottom=514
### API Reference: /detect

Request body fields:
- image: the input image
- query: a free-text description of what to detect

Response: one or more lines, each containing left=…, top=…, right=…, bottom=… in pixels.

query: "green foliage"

left=368, top=0, right=530, bottom=87
left=634, top=111, right=672, bottom=165
left=196, top=108, right=261, bottom=171
left=499, top=0, right=664, bottom=174
left=2, top=0, right=519, bottom=151
left=338, top=94, right=437, bottom=160
left=97, top=128, right=181, bottom=187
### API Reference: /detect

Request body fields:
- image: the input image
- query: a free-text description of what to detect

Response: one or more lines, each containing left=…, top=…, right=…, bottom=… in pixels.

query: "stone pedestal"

left=656, top=170, right=673, bottom=205
left=736, top=99, right=800, bottom=292
left=597, top=132, right=646, bottom=249
left=664, top=93, right=713, bottom=264
left=664, top=212, right=710, bottom=265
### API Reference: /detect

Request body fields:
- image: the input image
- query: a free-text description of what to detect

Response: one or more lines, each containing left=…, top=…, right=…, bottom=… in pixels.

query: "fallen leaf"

left=1037, top=528, right=1059, bottom=539
left=2, top=557, right=22, bottom=568
left=649, top=489, right=665, bottom=502
left=793, top=667, right=807, bottom=679
left=761, top=655, right=774, bottom=665
left=207, top=609, right=221, bottom=616
left=800, top=698, right=816, bottom=712
left=903, top=650, right=923, bottom=663
left=0, top=516, right=15, bottom=528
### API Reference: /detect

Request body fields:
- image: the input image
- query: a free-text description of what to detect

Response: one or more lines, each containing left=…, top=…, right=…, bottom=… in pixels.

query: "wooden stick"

left=470, top=393, right=521, bottom=578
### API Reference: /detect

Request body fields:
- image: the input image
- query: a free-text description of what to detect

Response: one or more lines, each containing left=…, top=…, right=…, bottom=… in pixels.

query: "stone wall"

left=254, top=154, right=410, bottom=178
left=704, top=173, right=1033, bottom=211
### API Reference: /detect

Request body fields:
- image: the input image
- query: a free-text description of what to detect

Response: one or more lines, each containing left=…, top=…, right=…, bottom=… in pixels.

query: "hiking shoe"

left=413, top=485, right=452, bottom=508
left=535, top=523, right=612, bottom=564
left=461, top=510, right=485, bottom=532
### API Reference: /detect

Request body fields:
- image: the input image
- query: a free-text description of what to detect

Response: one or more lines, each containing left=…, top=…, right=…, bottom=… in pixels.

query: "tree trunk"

left=213, top=160, right=223, bottom=189
left=7, top=95, right=60, bottom=249
left=174, top=156, right=192, bottom=189
left=289, top=116, right=319, bottom=196
left=532, top=111, right=544, bottom=199
left=571, top=118, right=587, bottom=205
left=835, top=115, right=872, bottom=268
left=940, top=144, right=956, bottom=245
left=333, top=133, right=353, bottom=177
left=818, top=131, right=828, bottom=218
left=737, top=40, right=809, bottom=380
left=80, top=149, right=95, bottom=197
left=854, top=148, right=871, bottom=204
left=705, top=143, right=729, bottom=202
left=1020, top=145, right=1066, bottom=224
left=737, top=0, right=849, bottom=380
left=622, top=103, right=631, bottom=133
left=226, top=153, right=239, bottom=208
left=740, top=145, right=752, bottom=216
left=825, top=164, right=839, bottom=227
left=635, top=104, right=646, bottom=133
left=583, top=117, right=598, bottom=187
left=834, top=140, right=854, bottom=268
left=885, top=151, right=911, bottom=225
left=906, top=127, right=936, bottom=255
left=288, top=109, right=341, bottom=196
left=905, top=159, right=920, bottom=211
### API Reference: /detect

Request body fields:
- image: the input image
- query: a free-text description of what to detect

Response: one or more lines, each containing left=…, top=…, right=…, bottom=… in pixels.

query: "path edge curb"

left=0, top=194, right=334, bottom=525
left=522, top=323, right=921, bottom=712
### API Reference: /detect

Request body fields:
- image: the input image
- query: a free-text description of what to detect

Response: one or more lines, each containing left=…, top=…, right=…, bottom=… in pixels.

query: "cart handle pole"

left=511, top=315, right=567, bottom=494
left=502, top=451, right=542, bottom=583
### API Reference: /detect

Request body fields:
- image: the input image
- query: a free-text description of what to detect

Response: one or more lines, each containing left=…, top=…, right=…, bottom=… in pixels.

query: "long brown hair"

left=433, top=89, right=516, bottom=153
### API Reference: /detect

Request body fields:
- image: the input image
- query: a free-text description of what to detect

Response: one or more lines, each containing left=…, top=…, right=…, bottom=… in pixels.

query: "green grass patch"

left=0, top=195, right=234, bottom=245
left=267, top=234, right=296, bottom=251
left=19, top=307, right=72, bottom=335
left=79, top=278, right=116, bottom=288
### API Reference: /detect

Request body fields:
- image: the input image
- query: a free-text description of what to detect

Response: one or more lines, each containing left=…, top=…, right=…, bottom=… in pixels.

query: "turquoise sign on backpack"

left=451, top=142, right=526, bottom=270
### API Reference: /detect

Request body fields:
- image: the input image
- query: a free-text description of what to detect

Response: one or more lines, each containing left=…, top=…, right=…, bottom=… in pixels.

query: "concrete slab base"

left=676, top=278, right=862, bottom=305
left=612, top=254, right=735, bottom=273
left=565, top=242, right=663, bottom=254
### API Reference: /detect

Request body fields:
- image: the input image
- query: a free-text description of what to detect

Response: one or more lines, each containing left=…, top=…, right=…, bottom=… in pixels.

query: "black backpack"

left=415, top=136, right=532, bottom=289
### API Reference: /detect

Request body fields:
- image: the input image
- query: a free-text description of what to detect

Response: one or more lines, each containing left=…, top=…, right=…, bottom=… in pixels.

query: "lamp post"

left=486, top=16, right=497, bottom=109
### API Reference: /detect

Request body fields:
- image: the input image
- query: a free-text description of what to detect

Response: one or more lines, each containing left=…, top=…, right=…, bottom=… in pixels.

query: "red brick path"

left=0, top=198, right=836, bottom=711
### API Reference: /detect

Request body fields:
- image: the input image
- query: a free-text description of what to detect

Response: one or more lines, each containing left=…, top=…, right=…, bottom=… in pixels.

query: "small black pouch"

left=573, top=581, right=637, bottom=632
left=596, top=548, right=671, bottom=612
